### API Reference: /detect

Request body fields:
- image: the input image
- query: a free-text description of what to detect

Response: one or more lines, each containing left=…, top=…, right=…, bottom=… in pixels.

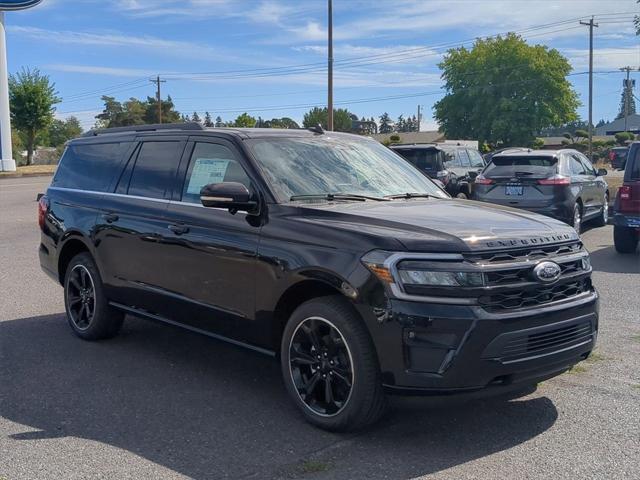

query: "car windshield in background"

left=246, top=136, right=448, bottom=202
left=393, top=148, right=441, bottom=171
left=485, top=155, right=558, bottom=178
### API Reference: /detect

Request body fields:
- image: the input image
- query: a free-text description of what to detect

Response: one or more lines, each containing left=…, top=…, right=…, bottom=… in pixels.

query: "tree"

left=8, top=68, right=61, bottom=165
left=615, top=131, right=635, bottom=145
left=144, top=95, right=181, bottom=124
left=11, top=128, right=23, bottom=164
left=203, top=112, right=214, bottom=127
left=191, top=111, right=201, bottom=124
left=232, top=112, right=256, bottom=128
left=615, top=79, right=637, bottom=120
left=47, top=116, right=82, bottom=147
left=215, top=116, right=224, bottom=127
left=96, top=95, right=181, bottom=128
left=434, top=33, right=579, bottom=147
left=395, top=114, right=405, bottom=132
left=262, top=117, right=300, bottom=129
left=379, top=113, right=393, bottom=133
left=302, top=107, right=354, bottom=132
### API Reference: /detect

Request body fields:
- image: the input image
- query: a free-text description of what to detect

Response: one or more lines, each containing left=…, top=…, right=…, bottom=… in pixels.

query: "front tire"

left=593, top=193, right=609, bottom=227
left=64, top=252, right=124, bottom=340
left=571, top=203, right=583, bottom=234
left=280, top=296, right=387, bottom=431
left=614, top=226, right=639, bottom=254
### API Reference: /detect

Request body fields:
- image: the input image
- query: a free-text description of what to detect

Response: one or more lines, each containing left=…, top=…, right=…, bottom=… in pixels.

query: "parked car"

left=612, top=141, right=640, bottom=253
left=609, top=147, right=628, bottom=170
left=473, top=149, right=609, bottom=233
left=39, top=124, right=598, bottom=431
left=391, top=143, right=485, bottom=198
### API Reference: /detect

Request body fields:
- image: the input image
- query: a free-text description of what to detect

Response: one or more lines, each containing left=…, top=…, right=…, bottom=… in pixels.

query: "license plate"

left=505, top=185, right=523, bottom=196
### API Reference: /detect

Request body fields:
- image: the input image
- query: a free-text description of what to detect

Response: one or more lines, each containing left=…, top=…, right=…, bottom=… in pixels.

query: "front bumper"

left=358, top=290, right=598, bottom=395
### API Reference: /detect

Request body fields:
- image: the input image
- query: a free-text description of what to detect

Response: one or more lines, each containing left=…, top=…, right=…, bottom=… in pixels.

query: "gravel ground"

left=1, top=176, right=638, bottom=480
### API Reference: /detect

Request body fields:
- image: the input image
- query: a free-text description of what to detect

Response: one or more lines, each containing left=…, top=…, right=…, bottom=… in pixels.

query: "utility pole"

left=327, top=0, right=333, bottom=131
left=150, top=75, right=166, bottom=124
left=417, top=105, right=422, bottom=132
left=619, top=66, right=638, bottom=132
left=579, top=16, right=598, bottom=160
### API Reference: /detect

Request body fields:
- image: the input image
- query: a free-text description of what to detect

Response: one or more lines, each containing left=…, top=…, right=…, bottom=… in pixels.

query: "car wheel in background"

left=571, top=203, right=582, bottom=234
left=593, top=193, right=609, bottom=227
left=455, top=192, right=468, bottom=199
left=613, top=226, right=639, bottom=254
left=281, top=296, right=387, bottom=431
left=64, top=252, right=124, bottom=340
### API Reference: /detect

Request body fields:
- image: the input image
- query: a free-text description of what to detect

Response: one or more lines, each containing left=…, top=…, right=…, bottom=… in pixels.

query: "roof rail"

left=82, top=122, right=205, bottom=137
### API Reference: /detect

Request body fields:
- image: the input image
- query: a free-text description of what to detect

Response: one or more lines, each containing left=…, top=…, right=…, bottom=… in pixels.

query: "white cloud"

left=565, top=46, right=640, bottom=70
left=46, top=64, right=159, bottom=77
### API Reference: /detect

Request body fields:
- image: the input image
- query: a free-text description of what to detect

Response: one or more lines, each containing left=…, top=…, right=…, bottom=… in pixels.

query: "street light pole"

left=579, top=16, right=598, bottom=160
left=327, top=0, right=333, bottom=131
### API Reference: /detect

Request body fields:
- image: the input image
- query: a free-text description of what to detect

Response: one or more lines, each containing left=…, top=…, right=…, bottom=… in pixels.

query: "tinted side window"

left=52, top=142, right=129, bottom=192
left=181, top=142, right=251, bottom=204
left=128, top=141, right=182, bottom=199
left=578, top=154, right=596, bottom=175
left=570, top=155, right=586, bottom=175
left=442, top=149, right=460, bottom=168
left=467, top=149, right=485, bottom=167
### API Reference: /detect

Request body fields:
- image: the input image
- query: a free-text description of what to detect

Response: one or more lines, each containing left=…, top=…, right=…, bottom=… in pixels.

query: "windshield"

left=245, top=135, right=448, bottom=202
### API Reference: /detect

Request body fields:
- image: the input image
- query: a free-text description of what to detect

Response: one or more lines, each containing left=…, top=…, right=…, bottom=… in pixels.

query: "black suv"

left=39, top=124, right=598, bottom=431
left=390, top=143, right=485, bottom=198
left=473, top=149, right=609, bottom=233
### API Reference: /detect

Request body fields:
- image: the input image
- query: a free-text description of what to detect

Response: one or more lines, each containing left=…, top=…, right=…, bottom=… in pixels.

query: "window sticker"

left=186, top=158, right=231, bottom=194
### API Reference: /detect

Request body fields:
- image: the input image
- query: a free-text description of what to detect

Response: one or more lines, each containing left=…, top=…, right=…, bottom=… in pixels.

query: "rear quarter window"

left=625, top=144, right=640, bottom=180
left=51, top=142, right=130, bottom=192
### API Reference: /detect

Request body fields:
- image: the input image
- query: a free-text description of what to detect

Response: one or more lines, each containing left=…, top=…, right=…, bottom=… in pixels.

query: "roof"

left=492, top=149, right=571, bottom=158
left=595, top=114, right=640, bottom=135
left=372, top=131, right=444, bottom=144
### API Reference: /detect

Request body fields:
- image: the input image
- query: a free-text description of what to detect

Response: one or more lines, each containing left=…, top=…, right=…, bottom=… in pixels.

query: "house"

left=595, top=114, right=640, bottom=135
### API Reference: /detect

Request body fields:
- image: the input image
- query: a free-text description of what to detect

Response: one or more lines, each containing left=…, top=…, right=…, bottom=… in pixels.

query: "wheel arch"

left=57, top=234, right=94, bottom=284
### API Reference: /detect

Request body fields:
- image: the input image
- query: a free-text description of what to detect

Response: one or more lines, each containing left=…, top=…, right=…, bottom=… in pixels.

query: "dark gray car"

left=473, top=149, right=609, bottom=233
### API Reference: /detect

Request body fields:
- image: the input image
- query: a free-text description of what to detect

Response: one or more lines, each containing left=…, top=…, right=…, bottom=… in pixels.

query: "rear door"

left=568, top=154, right=591, bottom=212
left=94, top=137, right=186, bottom=315
left=577, top=153, right=605, bottom=216
left=160, top=137, right=262, bottom=340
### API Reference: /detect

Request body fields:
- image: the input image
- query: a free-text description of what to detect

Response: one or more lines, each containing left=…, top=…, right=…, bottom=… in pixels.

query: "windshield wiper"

left=290, top=193, right=389, bottom=202
left=384, top=192, right=439, bottom=200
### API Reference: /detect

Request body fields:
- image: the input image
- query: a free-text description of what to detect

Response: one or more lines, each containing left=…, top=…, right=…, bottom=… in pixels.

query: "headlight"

left=361, top=250, right=484, bottom=291
left=398, top=269, right=484, bottom=287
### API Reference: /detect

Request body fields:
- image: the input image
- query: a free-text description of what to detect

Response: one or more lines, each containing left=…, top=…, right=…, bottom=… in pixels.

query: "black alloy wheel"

left=288, top=317, right=354, bottom=417
left=66, top=264, right=96, bottom=330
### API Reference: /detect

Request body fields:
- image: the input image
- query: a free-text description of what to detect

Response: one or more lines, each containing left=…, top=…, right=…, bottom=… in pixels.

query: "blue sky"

left=5, top=0, right=640, bottom=131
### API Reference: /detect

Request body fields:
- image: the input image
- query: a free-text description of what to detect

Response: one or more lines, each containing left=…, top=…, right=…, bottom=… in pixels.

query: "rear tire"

left=64, top=252, right=124, bottom=340
left=571, top=203, right=583, bottom=234
left=280, top=296, right=387, bottom=431
left=614, top=226, right=639, bottom=254
left=593, top=193, right=609, bottom=227
left=455, top=192, right=468, bottom=199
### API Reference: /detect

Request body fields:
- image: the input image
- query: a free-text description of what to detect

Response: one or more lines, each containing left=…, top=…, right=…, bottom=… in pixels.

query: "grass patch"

left=631, top=334, right=640, bottom=343
left=299, top=460, right=331, bottom=475
left=0, top=164, right=56, bottom=176
left=568, top=364, right=588, bottom=374
left=633, top=384, right=640, bottom=390
left=585, top=351, right=606, bottom=363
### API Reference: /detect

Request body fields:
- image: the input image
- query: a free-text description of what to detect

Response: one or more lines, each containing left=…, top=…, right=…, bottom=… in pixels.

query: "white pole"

left=0, top=12, right=15, bottom=171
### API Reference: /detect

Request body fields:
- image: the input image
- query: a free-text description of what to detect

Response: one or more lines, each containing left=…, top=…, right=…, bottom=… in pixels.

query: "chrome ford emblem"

left=533, top=261, right=562, bottom=283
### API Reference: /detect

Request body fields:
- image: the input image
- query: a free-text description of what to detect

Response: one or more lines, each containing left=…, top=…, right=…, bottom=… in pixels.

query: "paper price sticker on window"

left=186, top=158, right=231, bottom=194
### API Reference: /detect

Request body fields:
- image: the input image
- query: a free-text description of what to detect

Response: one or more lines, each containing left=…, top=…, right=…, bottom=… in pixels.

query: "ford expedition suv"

left=39, top=123, right=599, bottom=431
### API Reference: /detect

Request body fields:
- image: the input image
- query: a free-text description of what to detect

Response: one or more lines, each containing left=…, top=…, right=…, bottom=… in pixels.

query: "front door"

left=161, top=139, right=262, bottom=340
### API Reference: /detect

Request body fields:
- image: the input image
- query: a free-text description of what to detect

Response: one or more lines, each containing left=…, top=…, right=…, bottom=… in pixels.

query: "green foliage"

left=434, top=33, right=579, bottom=147
left=215, top=116, right=224, bottom=127
left=389, top=134, right=401, bottom=143
left=615, top=79, right=637, bottom=120
left=261, top=117, right=300, bottom=129
left=191, top=111, right=201, bottom=124
left=531, top=138, right=544, bottom=149
left=232, top=112, right=257, bottom=128
left=302, top=107, right=354, bottom=132
left=615, top=131, right=635, bottom=145
left=379, top=112, right=393, bottom=134
left=203, top=112, right=214, bottom=127
left=95, top=95, right=181, bottom=128
left=395, top=114, right=418, bottom=132
left=47, top=116, right=83, bottom=147
left=11, top=128, right=24, bottom=164
left=9, top=68, right=61, bottom=165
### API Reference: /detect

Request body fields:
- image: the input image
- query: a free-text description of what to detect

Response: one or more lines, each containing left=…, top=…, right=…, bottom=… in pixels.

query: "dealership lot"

left=1, top=176, right=639, bottom=480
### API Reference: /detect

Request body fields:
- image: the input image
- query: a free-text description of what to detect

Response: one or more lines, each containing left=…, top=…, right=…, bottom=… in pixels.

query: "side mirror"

left=468, top=170, right=479, bottom=180
left=200, top=182, right=257, bottom=214
left=597, top=168, right=607, bottom=176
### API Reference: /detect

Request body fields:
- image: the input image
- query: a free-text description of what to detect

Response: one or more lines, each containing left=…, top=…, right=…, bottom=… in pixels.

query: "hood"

left=294, top=198, right=578, bottom=252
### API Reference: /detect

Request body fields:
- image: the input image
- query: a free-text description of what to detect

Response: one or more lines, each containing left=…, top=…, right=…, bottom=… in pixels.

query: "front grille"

left=466, top=242, right=583, bottom=264
left=478, top=279, right=591, bottom=312
left=500, top=320, right=593, bottom=362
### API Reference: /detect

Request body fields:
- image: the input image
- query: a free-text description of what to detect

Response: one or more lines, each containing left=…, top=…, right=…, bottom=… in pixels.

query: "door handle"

left=102, top=213, right=119, bottom=223
left=168, top=224, right=189, bottom=235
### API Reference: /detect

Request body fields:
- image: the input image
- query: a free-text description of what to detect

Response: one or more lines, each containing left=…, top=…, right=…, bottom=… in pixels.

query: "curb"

left=0, top=173, right=54, bottom=179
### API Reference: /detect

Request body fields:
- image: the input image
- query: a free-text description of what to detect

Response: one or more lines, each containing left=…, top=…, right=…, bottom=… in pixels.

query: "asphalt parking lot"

left=1, top=176, right=639, bottom=480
